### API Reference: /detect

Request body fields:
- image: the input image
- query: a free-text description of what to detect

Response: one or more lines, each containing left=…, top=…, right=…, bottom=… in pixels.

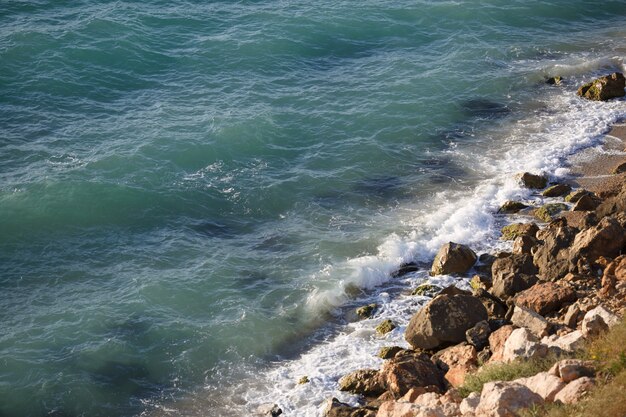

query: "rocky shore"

left=259, top=73, right=626, bottom=417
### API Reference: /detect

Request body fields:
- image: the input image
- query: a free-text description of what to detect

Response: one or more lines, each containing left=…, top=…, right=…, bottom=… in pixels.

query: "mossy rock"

left=534, top=203, right=568, bottom=222
left=470, top=274, right=492, bottom=291
left=298, top=376, right=309, bottom=384
left=542, top=184, right=571, bottom=197
left=577, top=72, right=626, bottom=101
left=565, top=189, right=591, bottom=203
left=378, top=346, right=404, bottom=359
left=375, top=319, right=396, bottom=335
left=356, top=303, right=377, bottom=319
left=498, top=201, right=529, bottom=214
left=500, top=223, right=539, bottom=240
left=411, top=283, right=441, bottom=297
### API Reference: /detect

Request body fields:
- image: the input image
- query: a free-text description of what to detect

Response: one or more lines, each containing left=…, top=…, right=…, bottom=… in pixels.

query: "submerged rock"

left=546, top=75, right=562, bottom=85
left=411, top=283, right=442, bottom=297
left=577, top=72, right=626, bottom=101
left=356, top=303, right=377, bottom=319
left=518, top=172, right=548, bottom=189
left=430, top=242, right=477, bottom=276
left=405, top=294, right=488, bottom=350
left=376, top=319, right=397, bottom=335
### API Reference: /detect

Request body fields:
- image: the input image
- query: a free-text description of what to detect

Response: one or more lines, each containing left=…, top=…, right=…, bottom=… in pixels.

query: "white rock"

left=541, top=330, right=585, bottom=352
left=475, top=381, right=543, bottom=417
left=460, top=392, right=480, bottom=416
left=554, top=377, right=595, bottom=404
left=581, top=305, right=619, bottom=337
left=502, top=328, right=548, bottom=363
left=514, top=372, right=565, bottom=402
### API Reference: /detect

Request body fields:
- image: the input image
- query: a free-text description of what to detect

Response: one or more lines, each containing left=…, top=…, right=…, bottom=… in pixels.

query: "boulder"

left=379, top=346, right=405, bottom=360
left=460, top=392, right=480, bottom=415
left=548, top=359, right=595, bottom=383
left=431, top=242, right=477, bottom=276
left=474, top=381, right=543, bottom=417
left=432, top=343, right=478, bottom=387
left=376, top=319, right=397, bottom=335
left=488, top=325, right=514, bottom=363
left=512, top=235, right=537, bottom=255
left=491, top=254, right=538, bottom=299
left=542, top=184, right=571, bottom=197
left=322, top=398, right=376, bottom=417
left=502, top=327, right=548, bottom=362
left=518, top=172, right=548, bottom=189
left=470, top=274, right=492, bottom=291
left=514, top=372, right=565, bottom=401
left=298, top=376, right=309, bottom=384
left=563, top=303, right=581, bottom=328
left=513, top=282, right=576, bottom=315
left=498, top=201, right=529, bottom=214
left=500, top=223, right=539, bottom=241
left=565, top=189, right=592, bottom=203
left=379, top=351, right=446, bottom=397
left=473, top=288, right=508, bottom=319
left=466, top=320, right=491, bottom=350
left=510, top=306, right=550, bottom=338
left=356, top=304, right=377, bottom=319
left=376, top=401, right=446, bottom=417
left=572, top=194, right=599, bottom=211
left=569, top=217, right=625, bottom=264
left=534, top=203, right=568, bottom=222
left=339, top=369, right=386, bottom=397
left=532, top=220, right=578, bottom=280
left=553, top=377, right=595, bottom=404
left=405, top=294, right=488, bottom=350
left=546, top=76, right=562, bottom=85
left=392, top=262, right=420, bottom=278
left=596, top=186, right=626, bottom=218
left=400, top=386, right=441, bottom=403
left=581, top=305, right=619, bottom=337
left=577, top=72, right=626, bottom=101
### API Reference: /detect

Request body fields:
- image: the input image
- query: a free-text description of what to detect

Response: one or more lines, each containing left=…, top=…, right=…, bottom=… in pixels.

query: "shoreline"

left=294, top=77, right=626, bottom=417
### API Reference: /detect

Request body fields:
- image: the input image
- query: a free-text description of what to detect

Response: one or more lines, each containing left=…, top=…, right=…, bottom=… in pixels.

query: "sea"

left=1, top=1, right=626, bottom=416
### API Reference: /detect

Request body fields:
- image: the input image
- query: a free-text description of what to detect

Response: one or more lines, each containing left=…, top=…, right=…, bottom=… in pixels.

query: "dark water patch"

left=253, top=234, right=294, bottom=252
left=188, top=220, right=237, bottom=239
left=461, top=98, right=511, bottom=119
left=354, top=175, right=403, bottom=199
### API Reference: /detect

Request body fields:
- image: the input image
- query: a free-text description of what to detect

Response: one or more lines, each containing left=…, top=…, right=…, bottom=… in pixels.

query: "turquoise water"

left=1, top=1, right=626, bottom=416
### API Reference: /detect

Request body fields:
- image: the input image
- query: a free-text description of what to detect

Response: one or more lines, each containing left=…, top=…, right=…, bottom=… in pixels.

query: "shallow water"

left=1, top=1, right=626, bottom=416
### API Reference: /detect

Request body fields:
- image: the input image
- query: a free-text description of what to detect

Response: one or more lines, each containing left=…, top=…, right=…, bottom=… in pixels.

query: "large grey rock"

left=510, top=305, right=550, bottom=338
left=577, top=72, right=626, bottom=101
left=491, top=254, right=538, bottom=299
left=569, top=217, right=625, bottom=266
left=541, top=330, right=585, bottom=353
left=405, top=294, right=488, bottom=350
left=474, top=381, right=543, bottom=417
left=431, top=242, right=477, bottom=275
left=532, top=220, right=578, bottom=280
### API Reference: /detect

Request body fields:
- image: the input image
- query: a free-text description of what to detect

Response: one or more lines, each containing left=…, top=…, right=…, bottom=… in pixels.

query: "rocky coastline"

left=260, top=73, right=626, bottom=417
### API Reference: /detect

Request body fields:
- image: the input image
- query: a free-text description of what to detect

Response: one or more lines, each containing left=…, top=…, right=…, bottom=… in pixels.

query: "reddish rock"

left=432, top=343, right=478, bottom=388
left=488, top=325, right=514, bottom=363
left=514, top=282, right=577, bottom=315
left=379, top=351, right=446, bottom=397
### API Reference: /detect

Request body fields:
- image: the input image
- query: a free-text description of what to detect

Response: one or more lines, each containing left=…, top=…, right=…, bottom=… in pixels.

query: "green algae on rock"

left=534, top=203, right=568, bottom=222
left=376, top=319, right=397, bottom=335
left=577, top=72, right=625, bottom=101
left=501, top=223, right=539, bottom=241
left=542, top=184, right=571, bottom=197
left=498, top=201, right=529, bottom=214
